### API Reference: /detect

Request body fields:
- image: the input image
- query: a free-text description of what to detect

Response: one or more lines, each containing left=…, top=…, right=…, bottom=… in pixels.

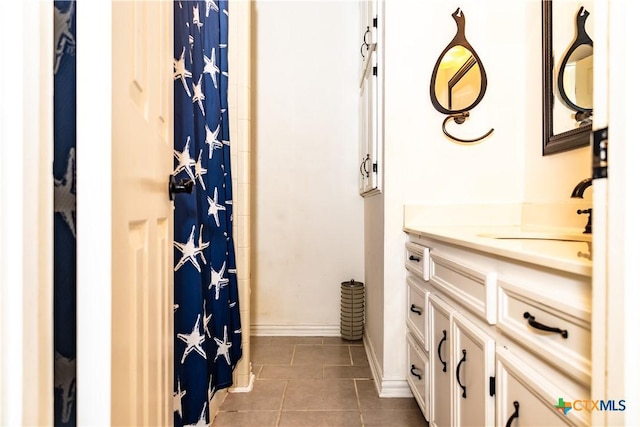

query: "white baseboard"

left=363, top=331, right=413, bottom=398
left=250, top=323, right=341, bottom=337
left=229, top=372, right=255, bottom=393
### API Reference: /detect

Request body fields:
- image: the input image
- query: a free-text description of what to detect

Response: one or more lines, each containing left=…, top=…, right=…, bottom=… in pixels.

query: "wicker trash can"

left=340, top=279, right=365, bottom=341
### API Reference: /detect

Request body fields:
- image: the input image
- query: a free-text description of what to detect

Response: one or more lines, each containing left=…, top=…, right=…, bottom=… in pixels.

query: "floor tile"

left=293, top=344, right=352, bottom=366
left=260, top=364, right=324, bottom=380
left=355, top=380, right=418, bottom=411
left=282, top=379, right=359, bottom=411
left=323, top=337, right=362, bottom=346
left=349, top=345, right=369, bottom=366
left=219, top=379, right=286, bottom=411
left=323, top=365, right=373, bottom=379
left=278, top=410, right=362, bottom=426
left=361, top=408, right=429, bottom=427
left=251, top=336, right=273, bottom=345
left=212, top=410, right=279, bottom=427
left=251, top=343, right=294, bottom=365
left=271, top=336, right=324, bottom=345
left=212, top=336, right=429, bottom=427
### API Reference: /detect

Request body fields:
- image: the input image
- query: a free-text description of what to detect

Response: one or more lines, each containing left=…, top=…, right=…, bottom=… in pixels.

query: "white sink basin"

left=477, top=231, right=592, bottom=242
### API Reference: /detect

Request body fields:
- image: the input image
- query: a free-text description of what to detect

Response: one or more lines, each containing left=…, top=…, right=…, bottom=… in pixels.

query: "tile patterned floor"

left=212, top=336, right=429, bottom=427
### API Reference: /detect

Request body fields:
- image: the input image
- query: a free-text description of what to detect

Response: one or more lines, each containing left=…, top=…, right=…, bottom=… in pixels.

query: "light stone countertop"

left=403, top=224, right=592, bottom=277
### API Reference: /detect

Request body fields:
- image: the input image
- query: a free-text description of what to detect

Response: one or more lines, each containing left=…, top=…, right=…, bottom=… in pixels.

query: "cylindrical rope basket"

left=340, top=279, right=365, bottom=341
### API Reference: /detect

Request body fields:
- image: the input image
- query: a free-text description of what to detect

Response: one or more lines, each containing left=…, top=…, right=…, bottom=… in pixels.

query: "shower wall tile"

left=237, top=215, right=250, bottom=248
left=236, top=118, right=251, bottom=153
left=238, top=149, right=251, bottom=185
left=238, top=85, right=251, bottom=120
left=236, top=182, right=250, bottom=217
left=236, top=248, right=250, bottom=281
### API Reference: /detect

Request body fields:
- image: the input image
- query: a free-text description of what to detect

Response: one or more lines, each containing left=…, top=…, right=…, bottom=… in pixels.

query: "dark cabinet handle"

left=506, top=401, right=519, bottom=427
left=361, top=26, right=371, bottom=58
left=409, top=255, right=421, bottom=262
left=455, top=349, right=467, bottom=398
left=437, top=330, right=447, bottom=372
left=363, top=154, right=370, bottom=177
left=410, top=364, right=422, bottom=380
left=410, top=304, right=422, bottom=315
left=523, top=312, right=568, bottom=338
left=360, top=158, right=365, bottom=178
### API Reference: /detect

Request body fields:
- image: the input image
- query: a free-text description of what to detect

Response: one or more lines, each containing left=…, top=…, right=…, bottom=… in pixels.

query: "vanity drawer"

left=429, top=252, right=497, bottom=325
left=407, top=332, right=429, bottom=418
left=407, top=275, right=428, bottom=346
left=495, top=345, right=590, bottom=426
left=405, top=242, right=430, bottom=281
left=497, top=278, right=591, bottom=385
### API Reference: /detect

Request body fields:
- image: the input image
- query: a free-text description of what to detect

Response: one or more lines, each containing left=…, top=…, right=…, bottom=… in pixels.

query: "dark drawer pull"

left=523, top=312, right=568, bottom=338
left=410, top=304, right=423, bottom=315
left=409, top=255, right=421, bottom=262
left=437, top=330, right=447, bottom=372
left=410, top=364, right=422, bottom=380
left=506, top=401, right=519, bottom=427
left=455, top=349, right=467, bottom=398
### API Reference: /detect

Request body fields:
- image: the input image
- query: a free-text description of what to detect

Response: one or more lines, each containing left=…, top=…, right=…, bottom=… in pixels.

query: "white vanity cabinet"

left=428, top=266, right=496, bottom=427
left=451, top=311, right=495, bottom=427
left=404, top=243, right=430, bottom=419
left=404, top=230, right=592, bottom=426
left=428, top=294, right=453, bottom=427
left=358, top=0, right=381, bottom=196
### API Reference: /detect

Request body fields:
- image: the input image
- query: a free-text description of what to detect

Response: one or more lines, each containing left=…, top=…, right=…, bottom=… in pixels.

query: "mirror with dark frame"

left=542, top=1, right=593, bottom=155
left=430, top=8, right=493, bottom=144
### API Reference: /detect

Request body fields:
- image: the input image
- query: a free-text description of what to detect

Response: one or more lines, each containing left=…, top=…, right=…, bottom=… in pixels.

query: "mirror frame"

left=542, top=0, right=592, bottom=155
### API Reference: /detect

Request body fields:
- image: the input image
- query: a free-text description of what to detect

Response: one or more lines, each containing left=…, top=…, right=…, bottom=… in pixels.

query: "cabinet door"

left=428, top=294, right=454, bottom=427
left=451, top=312, right=495, bottom=427
left=495, top=346, right=589, bottom=426
left=358, top=0, right=379, bottom=196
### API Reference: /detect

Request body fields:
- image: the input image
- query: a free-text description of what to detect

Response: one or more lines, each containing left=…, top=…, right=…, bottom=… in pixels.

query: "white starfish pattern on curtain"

left=208, top=261, right=229, bottom=300
left=205, top=0, right=219, bottom=17
left=173, top=136, right=197, bottom=180
left=173, top=378, right=187, bottom=418
left=194, top=149, right=208, bottom=190
left=177, top=314, right=207, bottom=364
left=174, top=224, right=210, bottom=272
left=54, top=147, right=76, bottom=237
left=203, top=48, right=220, bottom=89
left=174, top=47, right=192, bottom=96
left=203, top=300, right=212, bottom=338
left=184, top=402, right=210, bottom=427
left=54, top=352, right=76, bottom=423
left=214, top=325, right=232, bottom=365
left=192, top=75, right=206, bottom=116
left=207, top=187, right=226, bottom=227
left=53, top=1, right=75, bottom=74
left=192, top=4, right=203, bottom=31
left=204, top=122, right=222, bottom=158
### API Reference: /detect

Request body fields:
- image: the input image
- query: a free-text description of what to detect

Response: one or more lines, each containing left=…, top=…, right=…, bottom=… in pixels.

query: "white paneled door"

left=77, top=1, right=174, bottom=425
left=111, top=2, right=174, bottom=425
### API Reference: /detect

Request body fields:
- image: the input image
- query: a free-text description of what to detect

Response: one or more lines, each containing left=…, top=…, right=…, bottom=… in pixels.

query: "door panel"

left=451, top=312, right=495, bottom=427
left=428, top=294, right=454, bottom=427
left=111, top=2, right=174, bottom=425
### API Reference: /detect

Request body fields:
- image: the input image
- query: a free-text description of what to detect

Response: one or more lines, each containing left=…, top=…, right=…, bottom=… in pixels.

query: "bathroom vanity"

left=404, top=218, right=592, bottom=426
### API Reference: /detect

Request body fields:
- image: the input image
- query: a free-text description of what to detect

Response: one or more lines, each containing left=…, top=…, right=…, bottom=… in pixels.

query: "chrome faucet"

left=571, top=178, right=592, bottom=234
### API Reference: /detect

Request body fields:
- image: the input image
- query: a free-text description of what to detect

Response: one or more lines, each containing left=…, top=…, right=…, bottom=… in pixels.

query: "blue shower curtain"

left=53, top=1, right=76, bottom=425
left=173, top=1, right=242, bottom=425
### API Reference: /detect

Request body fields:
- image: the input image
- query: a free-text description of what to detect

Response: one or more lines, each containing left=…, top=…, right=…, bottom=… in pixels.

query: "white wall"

left=251, top=0, right=364, bottom=333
